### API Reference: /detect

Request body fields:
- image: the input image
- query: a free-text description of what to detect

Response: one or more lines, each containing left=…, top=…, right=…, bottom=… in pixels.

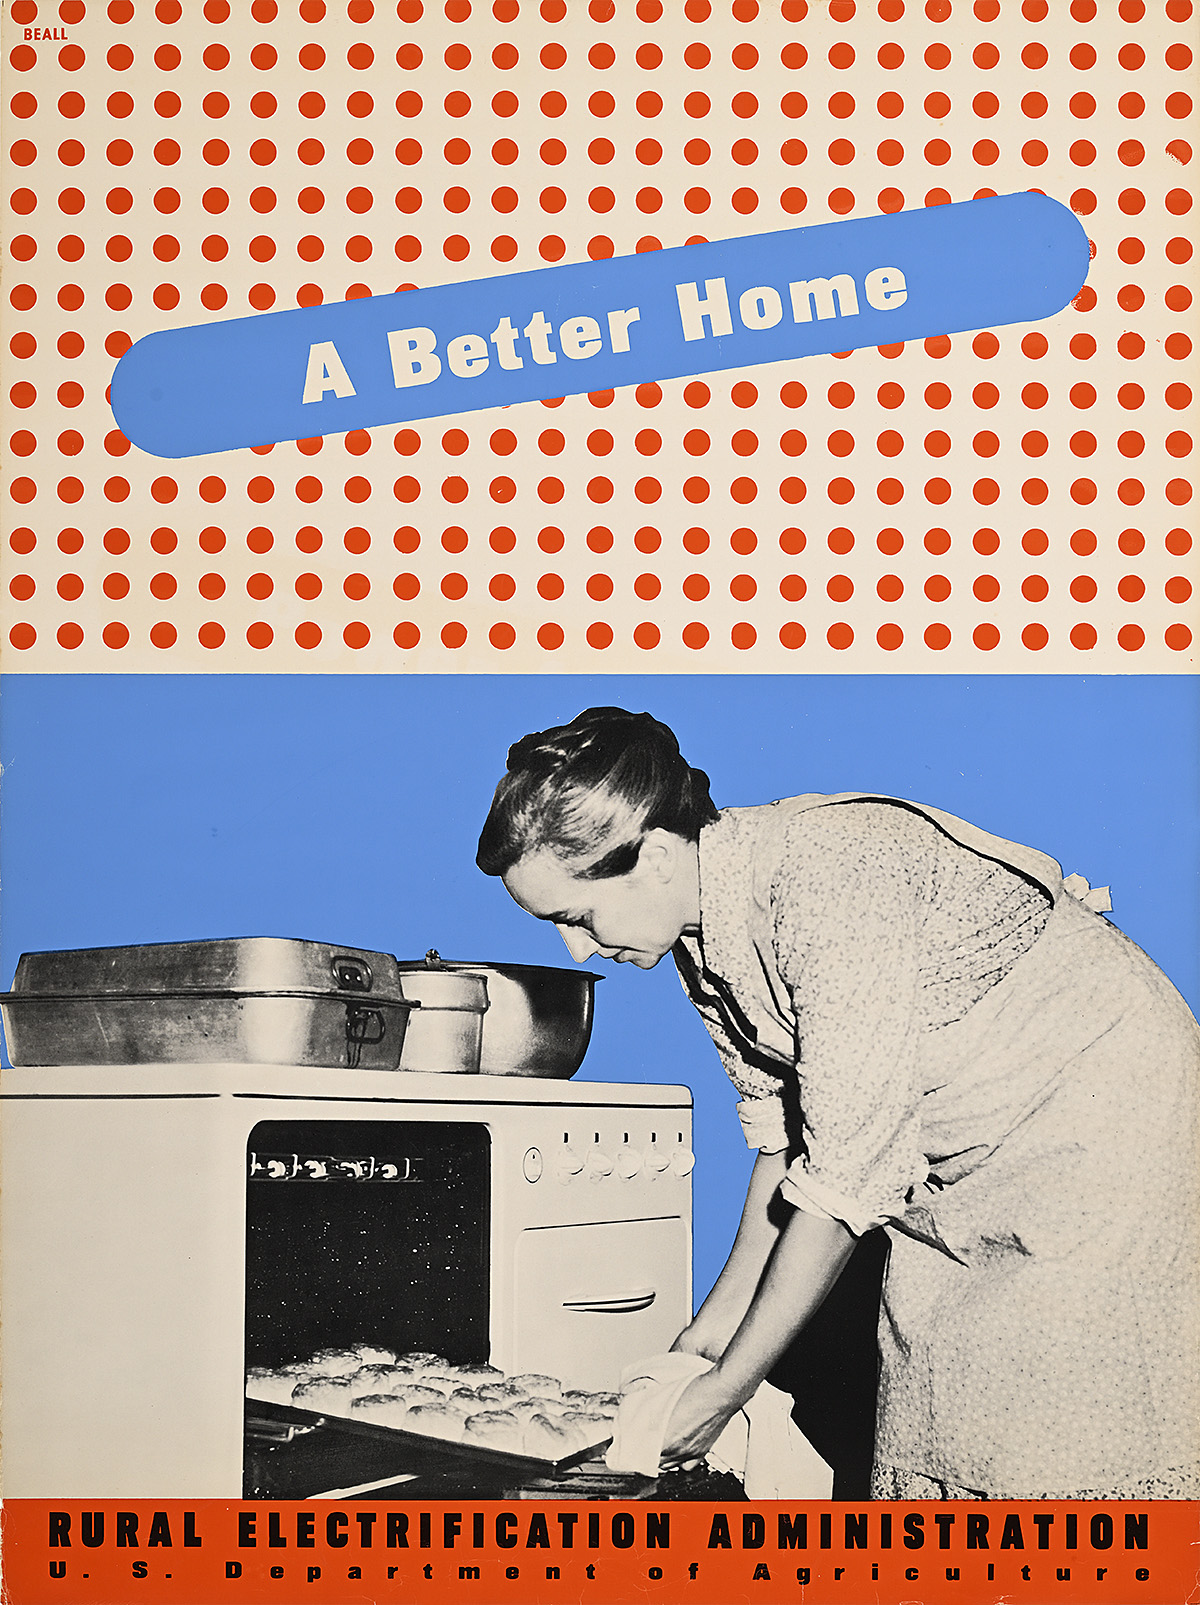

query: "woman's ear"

left=637, top=828, right=684, bottom=883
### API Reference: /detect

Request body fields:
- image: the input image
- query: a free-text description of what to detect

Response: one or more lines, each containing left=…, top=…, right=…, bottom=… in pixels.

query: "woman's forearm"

left=714, top=1204, right=856, bottom=1405
left=694, top=1150, right=787, bottom=1319
left=661, top=1201, right=858, bottom=1463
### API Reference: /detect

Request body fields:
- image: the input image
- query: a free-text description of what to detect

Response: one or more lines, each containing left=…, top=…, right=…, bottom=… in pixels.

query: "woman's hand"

left=659, top=1368, right=743, bottom=1468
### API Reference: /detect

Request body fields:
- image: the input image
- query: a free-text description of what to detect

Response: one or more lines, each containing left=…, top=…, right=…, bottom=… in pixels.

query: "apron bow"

left=1062, top=872, right=1112, bottom=913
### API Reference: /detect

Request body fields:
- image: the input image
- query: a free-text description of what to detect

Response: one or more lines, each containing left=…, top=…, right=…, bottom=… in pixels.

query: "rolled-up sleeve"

left=769, top=807, right=932, bottom=1234
left=736, top=1092, right=788, bottom=1154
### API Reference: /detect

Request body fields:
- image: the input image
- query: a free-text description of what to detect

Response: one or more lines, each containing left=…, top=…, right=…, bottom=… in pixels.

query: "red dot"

left=672, top=621, right=706, bottom=653
left=530, top=622, right=562, bottom=651
left=394, top=622, right=420, bottom=649
left=1165, top=527, right=1192, bottom=558
left=575, top=620, right=610, bottom=651
left=968, top=623, right=999, bottom=652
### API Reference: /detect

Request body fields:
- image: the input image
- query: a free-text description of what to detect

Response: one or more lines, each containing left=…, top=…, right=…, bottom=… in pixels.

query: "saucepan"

left=395, top=951, right=601, bottom=1078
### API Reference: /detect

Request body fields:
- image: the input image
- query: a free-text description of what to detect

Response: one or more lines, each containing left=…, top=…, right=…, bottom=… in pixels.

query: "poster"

left=1, top=0, right=1196, bottom=1600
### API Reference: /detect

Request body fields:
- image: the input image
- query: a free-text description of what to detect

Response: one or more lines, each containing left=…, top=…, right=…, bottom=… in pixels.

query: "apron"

left=688, top=794, right=1200, bottom=1496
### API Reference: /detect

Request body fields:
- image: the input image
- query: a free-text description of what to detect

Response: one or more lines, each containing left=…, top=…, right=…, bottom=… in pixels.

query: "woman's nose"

left=555, top=923, right=600, bottom=962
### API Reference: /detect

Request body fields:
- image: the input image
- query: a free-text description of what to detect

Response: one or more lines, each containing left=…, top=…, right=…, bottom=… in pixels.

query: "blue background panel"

left=2, top=673, right=1196, bottom=1300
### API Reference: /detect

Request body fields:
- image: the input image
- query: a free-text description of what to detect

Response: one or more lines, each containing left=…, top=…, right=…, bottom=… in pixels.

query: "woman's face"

left=501, top=832, right=700, bottom=969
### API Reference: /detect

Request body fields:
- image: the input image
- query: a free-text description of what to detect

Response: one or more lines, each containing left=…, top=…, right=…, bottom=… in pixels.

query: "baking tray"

left=245, top=1396, right=612, bottom=1476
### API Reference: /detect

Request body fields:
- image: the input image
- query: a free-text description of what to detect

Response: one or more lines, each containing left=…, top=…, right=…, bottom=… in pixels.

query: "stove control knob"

left=556, top=1144, right=584, bottom=1183
left=670, top=1145, right=696, bottom=1178
left=586, top=1145, right=614, bottom=1180
left=522, top=1147, right=543, bottom=1183
left=616, top=1145, right=642, bottom=1180
left=644, top=1143, right=670, bottom=1177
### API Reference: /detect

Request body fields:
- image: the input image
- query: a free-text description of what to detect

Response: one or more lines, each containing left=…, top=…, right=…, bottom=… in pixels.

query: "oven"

left=0, top=1063, right=691, bottom=1498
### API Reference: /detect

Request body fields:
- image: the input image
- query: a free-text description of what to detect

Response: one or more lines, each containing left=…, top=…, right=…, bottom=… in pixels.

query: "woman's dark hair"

left=476, top=707, right=719, bottom=880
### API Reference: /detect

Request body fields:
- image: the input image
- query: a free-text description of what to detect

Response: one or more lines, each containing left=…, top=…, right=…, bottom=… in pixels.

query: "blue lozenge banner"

left=110, top=192, right=1090, bottom=459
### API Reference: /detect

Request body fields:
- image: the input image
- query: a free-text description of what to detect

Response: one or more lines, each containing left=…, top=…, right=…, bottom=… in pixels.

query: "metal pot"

left=394, top=951, right=601, bottom=1078
left=394, top=967, right=490, bottom=1074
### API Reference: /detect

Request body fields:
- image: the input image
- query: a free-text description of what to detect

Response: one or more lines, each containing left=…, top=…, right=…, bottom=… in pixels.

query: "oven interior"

left=244, top=1118, right=491, bottom=1371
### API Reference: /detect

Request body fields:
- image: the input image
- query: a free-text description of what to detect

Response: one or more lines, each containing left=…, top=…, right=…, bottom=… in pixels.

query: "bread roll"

left=509, top=1397, right=566, bottom=1424
left=355, top=1344, right=398, bottom=1365
left=350, top=1363, right=411, bottom=1395
left=404, top=1401, right=469, bottom=1441
left=562, top=1389, right=618, bottom=1417
left=522, top=1413, right=573, bottom=1459
left=245, top=1367, right=311, bottom=1405
left=399, top=1383, right=445, bottom=1408
left=475, top=1381, right=522, bottom=1404
left=448, top=1364, right=504, bottom=1386
left=351, top=1393, right=409, bottom=1427
left=291, top=1376, right=356, bottom=1414
left=462, top=1409, right=522, bottom=1453
left=557, top=1409, right=609, bottom=1452
left=511, top=1373, right=562, bottom=1398
left=412, top=1374, right=459, bottom=1396
left=307, top=1348, right=363, bottom=1376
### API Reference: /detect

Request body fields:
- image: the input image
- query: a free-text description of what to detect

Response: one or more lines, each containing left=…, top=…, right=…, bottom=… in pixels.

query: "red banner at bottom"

left=3, top=1500, right=1197, bottom=1605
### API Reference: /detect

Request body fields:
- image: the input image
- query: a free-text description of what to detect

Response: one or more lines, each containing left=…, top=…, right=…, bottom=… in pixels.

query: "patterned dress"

left=674, top=794, right=1200, bottom=1498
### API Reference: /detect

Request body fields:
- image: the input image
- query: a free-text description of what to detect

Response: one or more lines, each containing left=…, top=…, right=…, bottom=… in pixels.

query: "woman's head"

left=477, top=707, right=718, bottom=879
left=477, top=707, right=717, bottom=967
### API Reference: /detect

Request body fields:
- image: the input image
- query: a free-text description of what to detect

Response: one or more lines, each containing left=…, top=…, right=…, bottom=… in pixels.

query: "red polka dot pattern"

left=2, top=1, right=1192, bottom=668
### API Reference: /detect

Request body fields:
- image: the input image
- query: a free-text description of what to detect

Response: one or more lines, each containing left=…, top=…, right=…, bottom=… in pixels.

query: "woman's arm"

left=672, top=1149, right=788, bottom=1360
left=662, top=1203, right=856, bottom=1464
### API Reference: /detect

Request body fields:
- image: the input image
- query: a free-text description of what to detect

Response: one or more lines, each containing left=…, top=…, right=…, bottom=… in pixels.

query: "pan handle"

left=562, top=1288, right=656, bottom=1314
left=345, top=1004, right=386, bottom=1068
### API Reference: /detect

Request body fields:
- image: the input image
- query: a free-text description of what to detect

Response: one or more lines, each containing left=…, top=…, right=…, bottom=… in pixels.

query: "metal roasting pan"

left=6, top=937, right=403, bottom=998
left=1, top=938, right=416, bottom=1069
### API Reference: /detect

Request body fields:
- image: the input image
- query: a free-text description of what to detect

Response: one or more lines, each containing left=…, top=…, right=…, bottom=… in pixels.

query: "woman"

left=477, top=706, right=1200, bottom=1499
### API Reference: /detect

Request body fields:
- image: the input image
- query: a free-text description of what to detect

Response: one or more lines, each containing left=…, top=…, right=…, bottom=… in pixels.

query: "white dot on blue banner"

left=111, top=192, right=1089, bottom=461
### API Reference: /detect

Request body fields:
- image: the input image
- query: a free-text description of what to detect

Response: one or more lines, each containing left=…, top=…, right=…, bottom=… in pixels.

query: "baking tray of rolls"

left=245, top=1399, right=611, bottom=1477
left=245, top=1348, right=616, bottom=1474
